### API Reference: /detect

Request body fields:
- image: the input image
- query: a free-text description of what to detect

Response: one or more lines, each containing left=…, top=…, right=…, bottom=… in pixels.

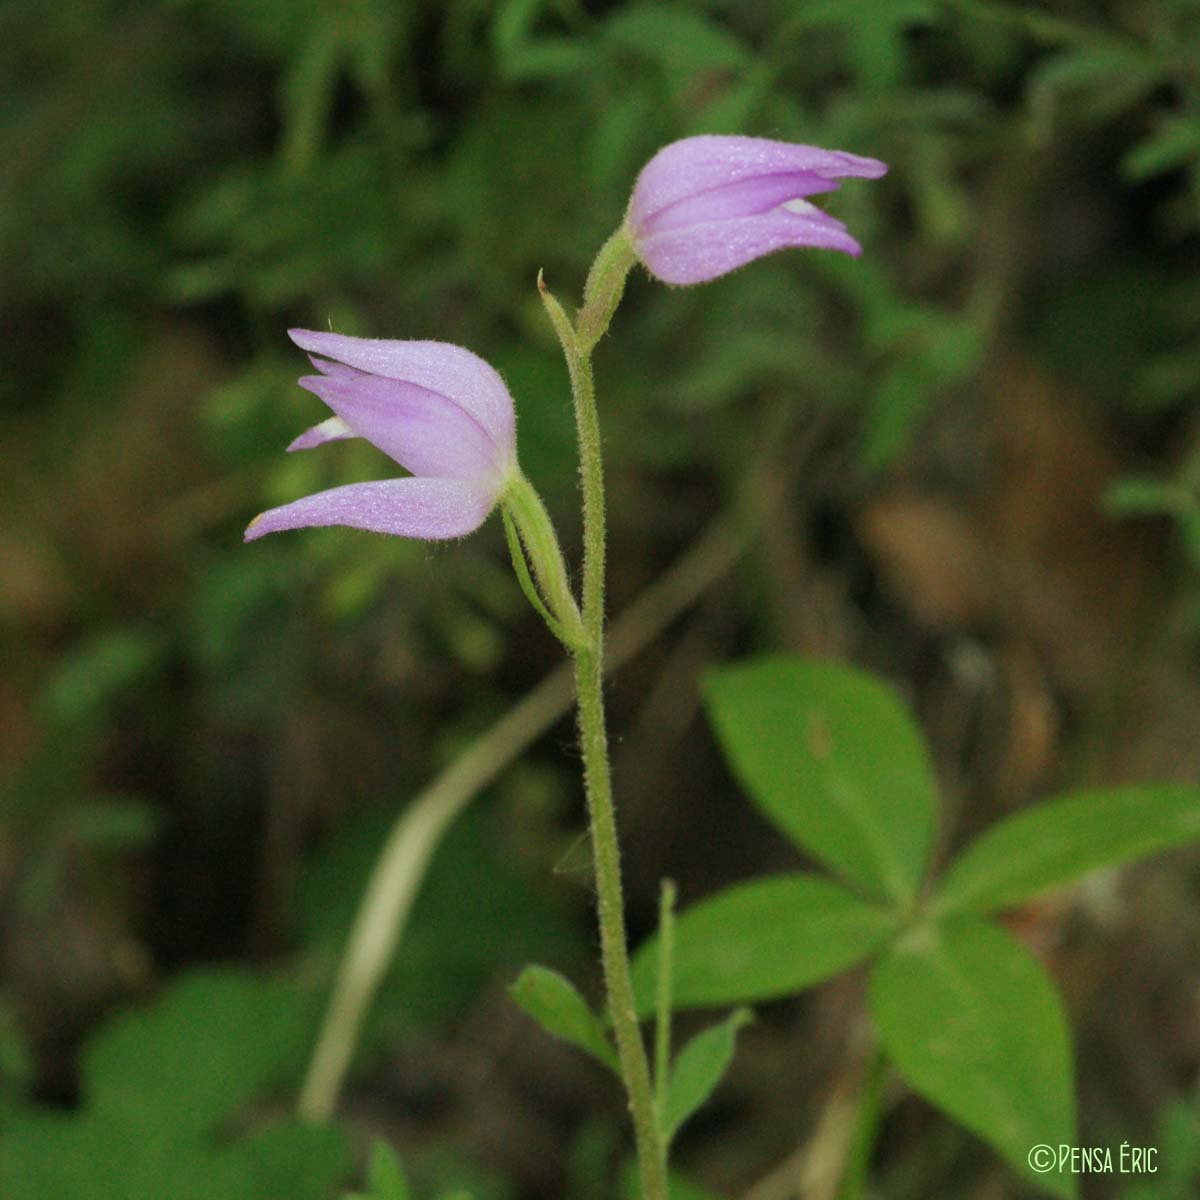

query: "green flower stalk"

left=250, top=131, right=887, bottom=1200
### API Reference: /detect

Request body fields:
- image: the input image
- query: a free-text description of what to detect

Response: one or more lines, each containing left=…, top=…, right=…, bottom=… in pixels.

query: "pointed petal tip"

left=295, top=373, right=328, bottom=396
left=288, top=327, right=346, bottom=358
left=287, top=415, right=358, bottom=452
left=241, top=478, right=498, bottom=543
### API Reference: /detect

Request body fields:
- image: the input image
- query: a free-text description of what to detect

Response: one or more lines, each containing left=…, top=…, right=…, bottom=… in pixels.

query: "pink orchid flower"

left=245, top=330, right=517, bottom=542
left=626, top=135, right=888, bottom=286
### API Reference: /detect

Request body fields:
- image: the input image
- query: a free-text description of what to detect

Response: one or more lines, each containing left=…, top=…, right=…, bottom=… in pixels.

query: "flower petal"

left=629, top=135, right=887, bottom=231
left=639, top=171, right=840, bottom=236
left=244, top=477, right=498, bottom=542
left=288, top=330, right=516, bottom=454
left=287, top=416, right=358, bottom=452
left=637, top=206, right=862, bottom=286
left=297, top=367, right=503, bottom=481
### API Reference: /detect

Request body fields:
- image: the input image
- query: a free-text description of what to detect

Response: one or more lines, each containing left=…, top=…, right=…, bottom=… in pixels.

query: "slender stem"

left=574, top=356, right=606, bottom=640
left=574, top=643, right=666, bottom=1198
left=654, top=879, right=677, bottom=1124
left=297, top=504, right=752, bottom=1123
left=299, top=424, right=794, bottom=1120
left=836, top=1041, right=888, bottom=1200
left=542, top=266, right=667, bottom=1198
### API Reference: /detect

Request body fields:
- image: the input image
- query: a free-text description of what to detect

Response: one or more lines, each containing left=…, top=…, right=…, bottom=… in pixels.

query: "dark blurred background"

left=2, top=1, right=1199, bottom=1197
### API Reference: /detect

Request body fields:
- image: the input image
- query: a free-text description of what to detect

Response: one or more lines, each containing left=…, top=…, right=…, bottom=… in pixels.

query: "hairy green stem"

left=654, top=879, right=677, bottom=1129
left=297, top=417, right=793, bottom=1121
left=574, top=645, right=666, bottom=1197
left=297, top=505, right=753, bottom=1123
left=541, top=265, right=666, bottom=1198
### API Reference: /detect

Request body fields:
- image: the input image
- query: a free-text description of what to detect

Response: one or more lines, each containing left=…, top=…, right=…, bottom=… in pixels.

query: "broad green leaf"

left=84, top=969, right=316, bottom=1135
left=704, top=656, right=937, bottom=905
left=0, top=1112, right=349, bottom=1200
left=663, top=1009, right=752, bottom=1144
left=510, top=966, right=618, bottom=1072
left=345, top=1142, right=410, bottom=1200
left=631, top=873, right=897, bottom=1012
left=870, top=919, right=1076, bottom=1199
left=936, top=787, right=1200, bottom=917
left=232, top=1122, right=351, bottom=1200
left=0, top=967, right=341, bottom=1200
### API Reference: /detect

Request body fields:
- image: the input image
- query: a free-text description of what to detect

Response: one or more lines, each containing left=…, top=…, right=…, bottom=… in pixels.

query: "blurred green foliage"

left=2, top=0, right=1199, bottom=1196
left=630, top=655, right=1199, bottom=1197
left=0, top=970, right=350, bottom=1200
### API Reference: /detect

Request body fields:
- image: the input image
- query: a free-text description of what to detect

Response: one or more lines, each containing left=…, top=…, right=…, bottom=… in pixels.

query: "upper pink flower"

left=625, top=135, right=888, bottom=286
left=245, top=330, right=517, bottom=543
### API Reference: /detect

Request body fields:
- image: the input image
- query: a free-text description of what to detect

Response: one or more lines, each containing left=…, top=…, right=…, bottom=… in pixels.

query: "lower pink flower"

left=245, top=330, right=518, bottom=543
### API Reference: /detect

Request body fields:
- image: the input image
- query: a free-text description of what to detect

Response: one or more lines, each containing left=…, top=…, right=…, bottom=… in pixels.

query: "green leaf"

left=0, top=969, right=348, bottom=1200
left=1028, top=44, right=1162, bottom=127
left=935, top=787, right=1200, bottom=917
left=789, top=0, right=934, bottom=92
left=60, top=800, right=161, bottom=851
left=663, top=1009, right=752, bottom=1144
left=509, top=966, right=618, bottom=1072
left=631, top=873, right=897, bottom=1012
left=1104, top=476, right=1181, bottom=518
left=863, top=355, right=931, bottom=470
left=346, top=1142, right=410, bottom=1200
left=0, top=1000, right=33, bottom=1096
left=230, top=1121, right=351, bottom=1200
left=84, top=969, right=316, bottom=1135
left=1122, top=117, right=1200, bottom=182
left=492, top=0, right=591, bottom=81
left=603, top=4, right=750, bottom=76
left=366, top=1143, right=410, bottom=1200
left=870, top=919, right=1076, bottom=1199
left=41, top=626, right=167, bottom=726
left=704, top=656, right=937, bottom=905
